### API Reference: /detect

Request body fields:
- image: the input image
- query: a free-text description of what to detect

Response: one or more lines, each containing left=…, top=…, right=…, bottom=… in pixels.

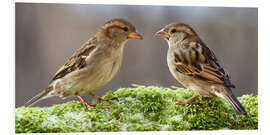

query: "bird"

left=155, top=22, right=247, bottom=115
left=24, top=18, right=143, bottom=109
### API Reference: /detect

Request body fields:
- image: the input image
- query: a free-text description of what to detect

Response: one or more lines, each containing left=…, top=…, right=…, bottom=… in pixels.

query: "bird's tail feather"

left=221, top=89, right=247, bottom=116
left=24, top=86, right=54, bottom=107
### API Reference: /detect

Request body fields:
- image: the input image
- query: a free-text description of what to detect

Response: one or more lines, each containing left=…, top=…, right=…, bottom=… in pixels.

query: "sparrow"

left=155, top=23, right=247, bottom=115
left=24, top=18, right=143, bottom=109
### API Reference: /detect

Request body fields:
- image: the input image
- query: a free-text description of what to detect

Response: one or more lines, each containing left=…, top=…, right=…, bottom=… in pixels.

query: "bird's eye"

left=171, top=29, right=176, bottom=33
left=123, top=27, right=128, bottom=32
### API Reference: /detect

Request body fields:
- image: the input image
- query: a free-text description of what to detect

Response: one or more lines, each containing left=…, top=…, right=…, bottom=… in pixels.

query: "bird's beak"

left=155, top=29, right=169, bottom=39
left=128, top=32, right=143, bottom=39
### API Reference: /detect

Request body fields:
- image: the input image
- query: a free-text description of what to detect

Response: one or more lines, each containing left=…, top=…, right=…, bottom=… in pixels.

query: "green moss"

left=15, top=85, right=258, bottom=133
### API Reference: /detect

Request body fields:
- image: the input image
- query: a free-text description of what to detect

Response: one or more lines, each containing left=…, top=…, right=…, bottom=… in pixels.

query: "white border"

left=15, top=130, right=259, bottom=135
left=14, top=0, right=259, bottom=7
left=2, top=0, right=266, bottom=135
left=1, top=0, right=15, bottom=135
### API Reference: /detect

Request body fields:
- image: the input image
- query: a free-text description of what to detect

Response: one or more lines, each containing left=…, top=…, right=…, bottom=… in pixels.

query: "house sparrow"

left=155, top=23, right=247, bottom=115
left=24, top=18, right=143, bottom=109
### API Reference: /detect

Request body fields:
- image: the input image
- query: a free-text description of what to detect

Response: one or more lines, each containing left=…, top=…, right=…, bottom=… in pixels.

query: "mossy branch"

left=15, top=85, right=258, bottom=133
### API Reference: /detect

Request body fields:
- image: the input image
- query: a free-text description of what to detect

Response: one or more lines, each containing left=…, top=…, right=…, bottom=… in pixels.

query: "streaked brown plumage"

left=155, top=23, right=247, bottom=115
left=24, top=18, right=143, bottom=108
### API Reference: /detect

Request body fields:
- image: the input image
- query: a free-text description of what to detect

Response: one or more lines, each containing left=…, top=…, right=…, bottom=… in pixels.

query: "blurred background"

left=15, top=3, right=258, bottom=107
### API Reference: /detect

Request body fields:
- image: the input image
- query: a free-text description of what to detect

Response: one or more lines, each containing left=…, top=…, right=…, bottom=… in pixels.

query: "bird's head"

left=155, top=23, right=198, bottom=44
left=98, top=18, right=143, bottom=47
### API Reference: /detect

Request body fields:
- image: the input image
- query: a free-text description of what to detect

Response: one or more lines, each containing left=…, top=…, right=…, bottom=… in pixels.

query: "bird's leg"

left=176, top=93, right=200, bottom=105
left=76, top=95, right=95, bottom=110
left=89, top=92, right=117, bottom=102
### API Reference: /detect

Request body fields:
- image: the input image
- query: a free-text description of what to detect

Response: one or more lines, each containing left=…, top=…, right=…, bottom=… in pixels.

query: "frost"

left=80, top=119, right=92, bottom=129
left=41, top=115, right=59, bottom=128
left=47, top=115, right=58, bottom=123
left=161, top=124, right=169, bottom=131
left=15, top=86, right=258, bottom=133
left=134, top=113, right=144, bottom=119
left=121, top=123, right=130, bottom=131
left=171, top=115, right=182, bottom=121
left=64, top=112, right=79, bottom=118
left=125, top=96, right=134, bottom=101
left=15, top=110, right=22, bottom=119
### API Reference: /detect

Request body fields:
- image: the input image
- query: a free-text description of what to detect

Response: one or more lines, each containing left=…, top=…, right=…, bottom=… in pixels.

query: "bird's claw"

left=175, top=94, right=199, bottom=105
left=82, top=101, right=95, bottom=110
left=97, top=97, right=118, bottom=102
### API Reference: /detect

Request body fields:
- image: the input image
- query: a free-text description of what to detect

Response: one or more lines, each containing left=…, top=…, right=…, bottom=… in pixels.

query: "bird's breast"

left=167, top=48, right=204, bottom=92
left=52, top=47, right=123, bottom=98
left=79, top=48, right=123, bottom=91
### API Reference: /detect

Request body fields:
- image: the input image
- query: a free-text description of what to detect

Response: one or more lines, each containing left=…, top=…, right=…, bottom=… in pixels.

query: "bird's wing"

left=50, top=37, right=97, bottom=82
left=173, top=39, right=235, bottom=88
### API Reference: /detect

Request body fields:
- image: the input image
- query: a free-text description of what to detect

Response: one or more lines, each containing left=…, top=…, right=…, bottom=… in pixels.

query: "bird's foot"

left=96, top=97, right=118, bottom=102
left=100, top=97, right=118, bottom=102
left=81, top=101, right=95, bottom=110
left=176, top=94, right=199, bottom=105
left=89, top=92, right=117, bottom=102
left=76, top=95, right=95, bottom=110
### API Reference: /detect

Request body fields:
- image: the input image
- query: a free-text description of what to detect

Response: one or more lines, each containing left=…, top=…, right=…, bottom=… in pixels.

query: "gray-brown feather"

left=51, top=37, right=97, bottom=82
left=173, top=38, right=235, bottom=88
